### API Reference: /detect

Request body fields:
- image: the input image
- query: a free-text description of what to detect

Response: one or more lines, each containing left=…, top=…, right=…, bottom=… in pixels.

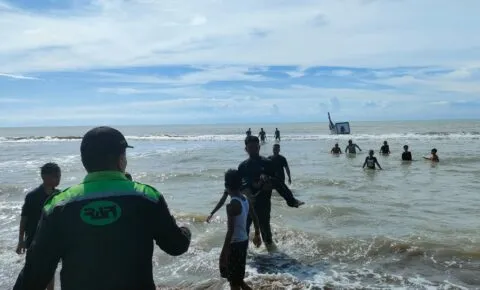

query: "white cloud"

left=1, top=0, right=480, bottom=73
left=0, top=73, right=39, bottom=80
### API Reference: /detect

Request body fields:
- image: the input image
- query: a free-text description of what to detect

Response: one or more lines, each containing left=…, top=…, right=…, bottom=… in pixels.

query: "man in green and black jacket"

left=13, top=126, right=191, bottom=290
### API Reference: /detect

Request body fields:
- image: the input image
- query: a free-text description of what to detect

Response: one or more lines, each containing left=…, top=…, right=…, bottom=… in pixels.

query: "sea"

left=0, top=120, right=479, bottom=290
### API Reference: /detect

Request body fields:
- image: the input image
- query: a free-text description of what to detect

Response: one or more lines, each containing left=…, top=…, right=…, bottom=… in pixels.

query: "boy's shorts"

left=220, top=240, right=249, bottom=285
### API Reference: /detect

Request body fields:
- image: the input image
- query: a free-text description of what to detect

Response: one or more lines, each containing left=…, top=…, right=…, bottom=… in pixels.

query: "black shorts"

left=221, top=240, right=249, bottom=285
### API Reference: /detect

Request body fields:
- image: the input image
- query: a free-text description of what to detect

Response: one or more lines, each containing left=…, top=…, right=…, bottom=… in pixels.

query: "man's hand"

left=252, top=233, right=262, bottom=248
left=16, top=240, right=26, bottom=255
left=206, top=214, right=214, bottom=223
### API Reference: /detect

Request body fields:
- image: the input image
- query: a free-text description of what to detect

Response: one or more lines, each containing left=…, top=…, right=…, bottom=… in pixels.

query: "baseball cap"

left=80, top=126, right=133, bottom=157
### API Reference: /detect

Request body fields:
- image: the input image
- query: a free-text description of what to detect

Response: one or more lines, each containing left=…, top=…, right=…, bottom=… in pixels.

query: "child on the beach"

left=220, top=169, right=262, bottom=290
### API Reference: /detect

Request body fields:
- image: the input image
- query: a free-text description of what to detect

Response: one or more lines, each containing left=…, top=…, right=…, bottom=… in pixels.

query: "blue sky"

left=1, top=0, right=480, bottom=126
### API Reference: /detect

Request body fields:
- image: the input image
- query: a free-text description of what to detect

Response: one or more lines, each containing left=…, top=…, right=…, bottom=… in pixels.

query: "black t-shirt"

left=331, top=147, right=341, bottom=154
left=380, top=145, right=390, bottom=154
left=268, top=154, right=288, bottom=182
left=21, top=185, right=58, bottom=246
left=365, top=156, right=378, bottom=169
left=238, top=156, right=275, bottom=191
left=402, top=151, right=412, bottom=161
left=259, top=131, right=266, bottom=139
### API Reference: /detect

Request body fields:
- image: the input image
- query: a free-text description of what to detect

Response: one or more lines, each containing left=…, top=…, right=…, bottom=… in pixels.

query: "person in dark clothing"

left=13, top=126, right=191, bottom=290
left=380, top=141, right=390, bottom=155
left=363, top=150, right=382, bottom=170
left=16, top=162, right=61, bottom=290
left=331, top=143, right=342, bottom=154
left=345, top=139, right=362, bottom=154
left=268, top=144, right=291, bottom=184
left=258, top=128, right=266, bottom=143
left=402, top=145, right=413, bottom=161
left=245, top=128, right=252, bottom=137
left=274, top=128, right=281, bottom=142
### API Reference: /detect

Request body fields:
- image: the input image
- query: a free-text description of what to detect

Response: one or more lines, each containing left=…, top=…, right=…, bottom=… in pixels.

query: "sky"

left=1, top=0, right=480, bottom=127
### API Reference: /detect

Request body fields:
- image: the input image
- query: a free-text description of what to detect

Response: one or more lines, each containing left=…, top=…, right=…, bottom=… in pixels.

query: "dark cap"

left=81, top=126, right=133, bottom=157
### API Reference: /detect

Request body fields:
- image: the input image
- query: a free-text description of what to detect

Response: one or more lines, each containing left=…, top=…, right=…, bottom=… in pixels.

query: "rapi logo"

left=80, top=200, right=122, bottom=226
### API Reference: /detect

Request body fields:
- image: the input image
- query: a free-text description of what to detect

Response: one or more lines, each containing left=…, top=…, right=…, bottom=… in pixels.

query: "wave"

left=1, top=132, right=479, bottom=143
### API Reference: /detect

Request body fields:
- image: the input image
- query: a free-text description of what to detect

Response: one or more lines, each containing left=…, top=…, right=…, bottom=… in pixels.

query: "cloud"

left=1, top=0, right=480, bottom=73
left=0, top=73, right=39, bottom=80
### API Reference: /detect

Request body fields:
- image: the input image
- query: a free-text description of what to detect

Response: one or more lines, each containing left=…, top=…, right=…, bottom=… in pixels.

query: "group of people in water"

left=245, top=128, right=281, bottom=143
left=14, top=127, right=303, bottom=290
left=330, top=139, right=440, bottom=170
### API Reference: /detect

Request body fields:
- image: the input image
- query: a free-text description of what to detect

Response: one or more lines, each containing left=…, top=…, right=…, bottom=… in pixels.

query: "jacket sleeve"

left=13, top=210, right=63, bottom=290
left=152, top=195, right=191, bottom=256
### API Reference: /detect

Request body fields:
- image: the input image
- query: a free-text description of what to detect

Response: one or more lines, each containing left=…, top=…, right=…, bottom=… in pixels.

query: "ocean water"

left=0, top=120, right=479, bottom=290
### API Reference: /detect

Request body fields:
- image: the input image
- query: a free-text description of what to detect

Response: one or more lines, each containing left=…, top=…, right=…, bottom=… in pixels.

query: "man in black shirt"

left=331, top=143, right=342, bottom=154
left=268, top=144, right=291, bottom=184
left=274, top=128, right=281, bottom=142
left=13, top=126, right=191, bottom=290
left=363, top=150, right=382, bottom=170
left=258, top=128, right=266, bottom=143
left=238, top=136, right=303, bottom=252
left=380, top=141, right=390, bottom=155
left=402, top=145, right=412, bottom=161
left=16, top=163, right=61, bottom=290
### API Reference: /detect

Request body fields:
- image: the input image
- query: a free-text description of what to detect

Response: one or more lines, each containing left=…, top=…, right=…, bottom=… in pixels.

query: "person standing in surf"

left=424, top=148, right=439, bottom=162
left=268, top=144, right=292, bottom=185
left=245, top=128, right=252, bottom=137
left=345, top=139, right=362, bottom=154
left=380, top=141, right=390, bottom=155
left=402, top=145, right=413, bottom=161
left=13, top=126, right=191, bottom=290
left=363, top=150, right=382, bottom=170
left=207, top=136, right=303, bottom=252
left=331, top=143, right=342, bottom=154
left=274, top=128, right=281, bottom=142
left=219, top=169, right=261, bottom=290
left=16, top=162, right=61, bottom=290
left=258, top=128, right=266, bottom=144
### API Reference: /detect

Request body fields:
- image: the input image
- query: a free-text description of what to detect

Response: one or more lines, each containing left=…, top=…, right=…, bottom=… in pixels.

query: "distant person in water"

left=424, top=148, right=440, bottom=162
left=274, top=128, right=281, bottom=142
left=331, top=143, right=342, bottom=154
left=16, top=162, right=61, bottom=290
left=380, top=141, right=390, bottom=155
left=219, top=169, right=261, bottom=290
left=245, top=128, right=252, bottom=137
left=268, top=144, right=291, bottom=185
left=363, top=150, right=382, bottom=170
left=258, top=128, right=266, bottom=143
left=125, top=172, right=133, bottom=181
left=402, top=145, right=413, bottom=161
left=345, top=139, right=362, bottom=154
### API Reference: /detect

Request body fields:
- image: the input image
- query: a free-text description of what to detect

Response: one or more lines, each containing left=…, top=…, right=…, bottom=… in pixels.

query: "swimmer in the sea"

left=331, top=143, right=342, bottom=154
left=401, top=145, right=412, bottom=161
left=423, top=148, right=439, bottom=162
left=345, top=139, right=362, bottom=154
left=363, top=150, right=382, bottom=170
left=380, top=141, right=390, bottom=155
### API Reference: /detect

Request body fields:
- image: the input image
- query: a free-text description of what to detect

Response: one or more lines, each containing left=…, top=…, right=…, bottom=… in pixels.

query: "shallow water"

left=0, top=120, right=479, bottom=289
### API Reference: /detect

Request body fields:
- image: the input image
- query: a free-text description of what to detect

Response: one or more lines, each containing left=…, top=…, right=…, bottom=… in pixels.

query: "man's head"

left=348, top=139, right=353, bottom=144
left=431, top=148, right=437, bottom=154
left=369, top=150, right=374, bottom=156
left=384, top=141, right=388, bottom=145
left=244, top=135, right=260, bottom=157
left=273, top=144, right=280, bottom=155
left=40, top=163, right=61, bottom=188
left=403, top=145, right=409, bottom=151
left=224, top=169, right=242, bottom=193
left=80, top=126, right=133, bottom=173
left=335, top=143, right=339, bottom=147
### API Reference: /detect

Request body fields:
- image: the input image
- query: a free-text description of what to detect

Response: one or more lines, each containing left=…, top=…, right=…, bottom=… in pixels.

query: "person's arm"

left=375, top=158, right=382, bottom=170
left=207, top=191, right=228, bottom=223
left=17, top=197, right=30, bottom=255
left=248, top=199, right=262, bottom=247
left=284, top=157, right=291, bottom=184
left=152, top=195, right=191, bottom=256
left=13, top=209, right=63, bottom=290
left=362, top=157, right=367, bottom=168
left=356, top=144, right=362, bottom=151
